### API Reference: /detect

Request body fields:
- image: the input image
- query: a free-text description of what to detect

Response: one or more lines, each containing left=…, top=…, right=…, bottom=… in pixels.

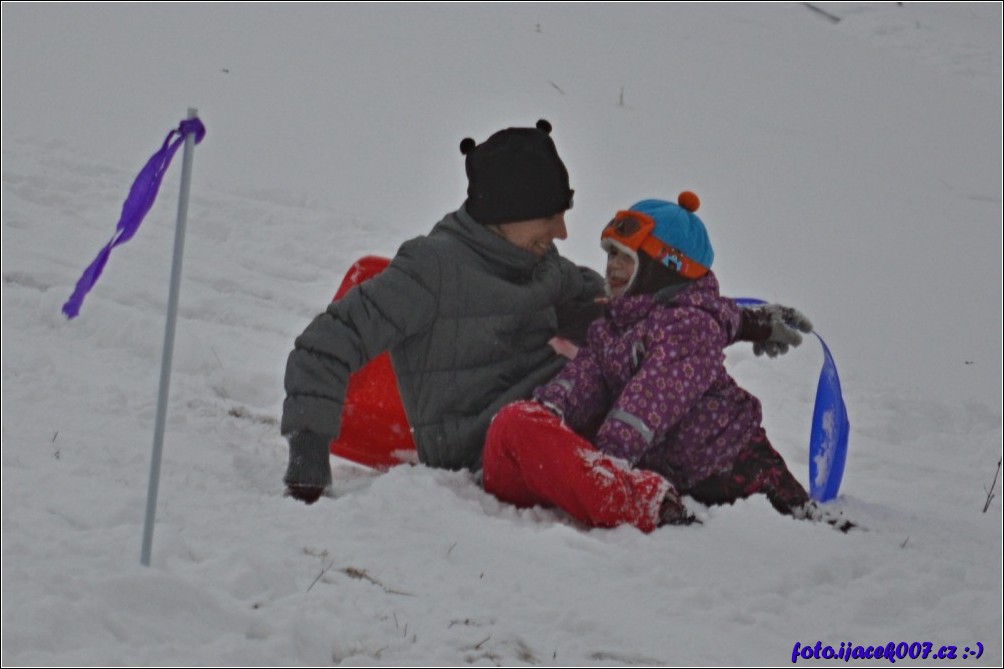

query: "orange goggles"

left=601, top=210, right=709, bottom=279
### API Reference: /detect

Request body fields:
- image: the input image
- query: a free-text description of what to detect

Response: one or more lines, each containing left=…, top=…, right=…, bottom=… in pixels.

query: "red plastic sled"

left=328, top=256, right=418, bottom=469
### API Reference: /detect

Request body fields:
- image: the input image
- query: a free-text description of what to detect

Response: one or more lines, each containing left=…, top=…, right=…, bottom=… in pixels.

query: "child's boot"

left=658, top=488, right=701, bottom=526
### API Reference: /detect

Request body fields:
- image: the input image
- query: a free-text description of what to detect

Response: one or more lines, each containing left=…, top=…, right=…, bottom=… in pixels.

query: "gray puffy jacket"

left=281, top=207, right=604, bottom=470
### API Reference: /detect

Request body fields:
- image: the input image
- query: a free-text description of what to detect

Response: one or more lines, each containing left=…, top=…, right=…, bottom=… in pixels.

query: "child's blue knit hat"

left=629, top=192, right=714, bottom=270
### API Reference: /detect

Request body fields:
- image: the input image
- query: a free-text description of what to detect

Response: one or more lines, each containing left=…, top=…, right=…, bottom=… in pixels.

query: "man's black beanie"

left=460, top=119, right=574, bottom=225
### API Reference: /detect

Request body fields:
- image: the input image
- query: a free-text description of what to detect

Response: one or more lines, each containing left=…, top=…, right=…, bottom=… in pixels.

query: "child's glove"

left=283, top=430, right=333, bottom=504
left=737, top=303, right=814, bottom=358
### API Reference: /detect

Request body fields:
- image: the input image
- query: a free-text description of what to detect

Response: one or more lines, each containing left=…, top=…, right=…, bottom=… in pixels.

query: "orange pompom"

left=678, top=191, right=700, bottom=213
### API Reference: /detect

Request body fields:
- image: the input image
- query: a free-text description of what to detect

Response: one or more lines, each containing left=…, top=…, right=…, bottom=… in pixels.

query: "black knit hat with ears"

left=460, top=119, right=574, bottom=225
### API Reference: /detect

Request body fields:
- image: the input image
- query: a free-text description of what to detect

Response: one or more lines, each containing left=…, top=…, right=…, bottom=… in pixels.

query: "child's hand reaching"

left=737, top=304, right=814, bottom=357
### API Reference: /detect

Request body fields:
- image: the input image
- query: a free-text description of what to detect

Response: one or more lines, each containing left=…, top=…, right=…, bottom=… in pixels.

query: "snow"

left=2, top=2, right=1001, bottom=665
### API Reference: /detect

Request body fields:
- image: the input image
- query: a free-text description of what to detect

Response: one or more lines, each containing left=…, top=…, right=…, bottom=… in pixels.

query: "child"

left=483, top=191, right=833, bottom=532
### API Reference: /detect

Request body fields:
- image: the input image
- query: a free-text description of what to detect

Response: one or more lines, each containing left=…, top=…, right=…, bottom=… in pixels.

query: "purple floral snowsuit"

left=534, top=272, right=761, bottom=491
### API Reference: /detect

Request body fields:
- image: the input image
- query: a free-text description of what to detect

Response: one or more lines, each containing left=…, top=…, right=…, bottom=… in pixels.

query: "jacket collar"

left=605, top=275, right=715, bottom=329
left=435, top=206, right=552, bottom=280
left=605, top=292, right=659, bottom=329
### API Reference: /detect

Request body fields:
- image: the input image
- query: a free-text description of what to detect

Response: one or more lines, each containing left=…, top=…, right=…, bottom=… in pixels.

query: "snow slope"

left=2, top=3, right=1001, bottom=665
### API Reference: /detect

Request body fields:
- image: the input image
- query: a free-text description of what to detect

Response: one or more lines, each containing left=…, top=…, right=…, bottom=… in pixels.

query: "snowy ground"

left=2, top=3, right=1001, bottom=666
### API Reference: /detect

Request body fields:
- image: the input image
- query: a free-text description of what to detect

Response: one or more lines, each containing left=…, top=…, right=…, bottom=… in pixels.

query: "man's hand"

left=548, top=336, right=580, bottom=360
left=283, top=430, right=333, bottom=504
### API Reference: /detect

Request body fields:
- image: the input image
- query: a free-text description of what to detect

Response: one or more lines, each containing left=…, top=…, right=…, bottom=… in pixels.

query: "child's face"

left=605, top=246, right=636, bottom=299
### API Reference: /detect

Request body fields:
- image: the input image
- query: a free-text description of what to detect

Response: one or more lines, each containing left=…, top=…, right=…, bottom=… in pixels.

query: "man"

left=281, top=120, right=808, bottom=503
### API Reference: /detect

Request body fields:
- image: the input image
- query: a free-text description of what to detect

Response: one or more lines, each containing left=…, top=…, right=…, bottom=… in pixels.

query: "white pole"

left=141, top=108, right=199, bottom=567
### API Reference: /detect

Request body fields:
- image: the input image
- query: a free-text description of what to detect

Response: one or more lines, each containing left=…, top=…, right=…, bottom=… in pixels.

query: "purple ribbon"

left=62, top=117, right=206, bottom=319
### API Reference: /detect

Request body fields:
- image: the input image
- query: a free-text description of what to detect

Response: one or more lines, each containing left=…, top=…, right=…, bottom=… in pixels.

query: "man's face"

left=496, top=212, right=568, bottom=257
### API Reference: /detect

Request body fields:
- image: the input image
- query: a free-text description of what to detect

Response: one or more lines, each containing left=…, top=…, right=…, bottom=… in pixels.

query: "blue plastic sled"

left=735, top=299, right=849, bottom=502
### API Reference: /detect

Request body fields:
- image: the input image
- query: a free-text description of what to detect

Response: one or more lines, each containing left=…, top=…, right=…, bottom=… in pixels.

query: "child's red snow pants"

left=482, top=401, right=673, bottom=533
